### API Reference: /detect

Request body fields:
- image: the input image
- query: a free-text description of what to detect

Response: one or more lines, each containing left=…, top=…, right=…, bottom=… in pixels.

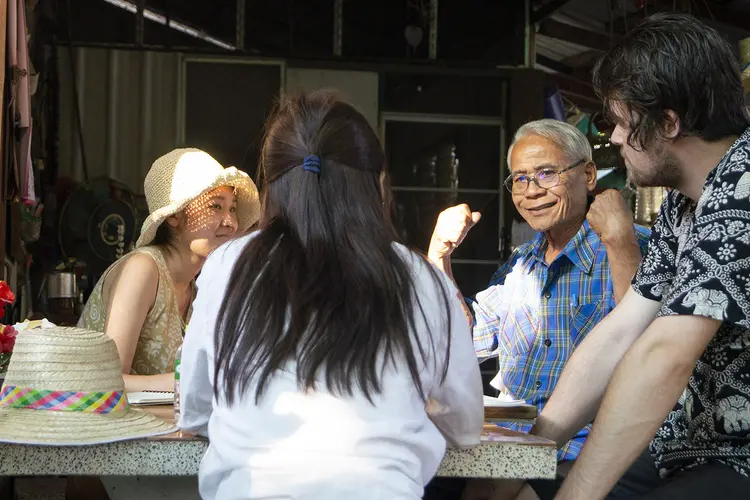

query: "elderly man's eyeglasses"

left=503, top=159, right=587, bottom=194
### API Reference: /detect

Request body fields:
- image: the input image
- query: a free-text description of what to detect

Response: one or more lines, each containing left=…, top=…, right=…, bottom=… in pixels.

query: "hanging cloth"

left=7, top=0, right=35, bottom=204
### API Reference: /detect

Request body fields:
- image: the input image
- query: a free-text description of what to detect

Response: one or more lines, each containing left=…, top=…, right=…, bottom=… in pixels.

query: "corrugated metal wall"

left=57, top=47, right=182, bottom=194
left=57, top=48, right=381, bottom=196
left=285, top=68, right=379, bottom=130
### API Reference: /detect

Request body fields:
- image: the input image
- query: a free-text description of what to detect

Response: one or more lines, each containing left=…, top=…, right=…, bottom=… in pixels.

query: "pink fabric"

left=8, top=0, right=35, bottom=203
left=8, top=0, right=17, bottom=68
left=16, top=0, right=30, bottom=128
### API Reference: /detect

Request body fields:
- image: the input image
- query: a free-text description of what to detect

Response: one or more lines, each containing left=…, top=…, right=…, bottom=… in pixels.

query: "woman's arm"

left=426, top=275, right=484, bottom=447
left=103, top=253, right=174, bottom=393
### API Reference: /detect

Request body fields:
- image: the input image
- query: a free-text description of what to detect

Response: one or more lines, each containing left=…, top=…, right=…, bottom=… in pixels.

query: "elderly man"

left=531, top=14, right=750, bottom=500
left=426, top=119, right=650, bottom=499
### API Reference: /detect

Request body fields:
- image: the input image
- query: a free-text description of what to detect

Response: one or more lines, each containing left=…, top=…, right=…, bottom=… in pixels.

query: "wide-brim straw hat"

left=0, top=327, right=176, bottom=445
left=136, top=148, right=261, bottom=248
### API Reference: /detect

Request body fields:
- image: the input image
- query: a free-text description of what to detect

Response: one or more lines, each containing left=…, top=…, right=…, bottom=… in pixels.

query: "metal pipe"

left=429, top=0, right=438, bottom=59
left=57, top=40, right=232, bottom=53
left=164, top=0, right=171, bottom=48
left=136, top=0, right=145, bottom=47
left=141, top=51, right=154, bottom=172
left=524, top=0, right=532, bottom=68
left=176, top=54, right=186, bottom=145
left=57, top=41, right=532, bottom=77
left=70, top=48, right=87, bottom=182
left=382, top=112, right=505, bottom=126
left=499, top=80, right=510, bottom=259
left=333, top=0, right=343, bottom=56
left=236, top=0, right=246, bottom=51
left=101, top=0, right=235, bottom=50
left=106, top=51, right=121, bottom=179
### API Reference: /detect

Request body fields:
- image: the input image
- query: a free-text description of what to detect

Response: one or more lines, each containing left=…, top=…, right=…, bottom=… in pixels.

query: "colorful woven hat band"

left=0, top=385, right=129, bottom=414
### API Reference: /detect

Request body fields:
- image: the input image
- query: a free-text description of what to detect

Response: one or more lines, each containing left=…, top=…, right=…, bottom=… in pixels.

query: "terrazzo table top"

left=0, top=407, right=556, bottom=480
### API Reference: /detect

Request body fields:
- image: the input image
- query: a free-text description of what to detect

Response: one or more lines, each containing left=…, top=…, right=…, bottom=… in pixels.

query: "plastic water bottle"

left=174, top=344, right=182, bottom=422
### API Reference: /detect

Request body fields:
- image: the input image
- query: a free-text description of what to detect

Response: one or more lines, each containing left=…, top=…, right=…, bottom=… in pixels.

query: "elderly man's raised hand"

left=428, top=204, right=482, bottom=260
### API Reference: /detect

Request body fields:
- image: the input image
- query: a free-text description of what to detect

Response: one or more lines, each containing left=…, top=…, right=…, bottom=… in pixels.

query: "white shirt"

left=179, top=233, right=483, bottom=500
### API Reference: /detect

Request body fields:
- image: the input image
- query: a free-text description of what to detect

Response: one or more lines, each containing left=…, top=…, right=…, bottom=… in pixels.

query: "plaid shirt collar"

left=518, top=219, right=599, bottom=275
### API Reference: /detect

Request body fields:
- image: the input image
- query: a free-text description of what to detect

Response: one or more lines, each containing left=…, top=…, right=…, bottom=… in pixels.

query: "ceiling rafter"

left=538, top=19, right=619, bottom=52
left=531, top=0, right=577, bottom=24
left=609, top=0, right=750, bottom=37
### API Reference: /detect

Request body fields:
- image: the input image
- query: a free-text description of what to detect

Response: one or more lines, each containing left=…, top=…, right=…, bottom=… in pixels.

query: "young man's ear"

left=663, top=110, right=681, bottom=140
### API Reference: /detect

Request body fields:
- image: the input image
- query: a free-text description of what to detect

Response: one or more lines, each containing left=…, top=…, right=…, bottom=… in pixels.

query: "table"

left=0, top=406, right=556, bottom=480
left=484, top=403, right=538, bottom=424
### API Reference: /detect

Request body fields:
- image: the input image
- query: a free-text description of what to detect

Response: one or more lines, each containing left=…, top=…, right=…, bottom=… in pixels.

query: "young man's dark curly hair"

left=593, top=13, right=750, bottom=151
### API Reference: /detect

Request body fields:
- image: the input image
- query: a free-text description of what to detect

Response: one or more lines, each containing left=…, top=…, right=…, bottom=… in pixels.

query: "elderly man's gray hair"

left=507, top=119, right=593, bottom=167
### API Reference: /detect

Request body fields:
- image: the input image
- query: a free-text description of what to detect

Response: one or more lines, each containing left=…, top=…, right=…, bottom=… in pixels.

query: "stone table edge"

left=0, top=439, right=556, bottom=479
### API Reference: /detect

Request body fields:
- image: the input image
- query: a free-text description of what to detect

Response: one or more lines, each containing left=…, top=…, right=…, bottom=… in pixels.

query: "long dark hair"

left=214, top=90, right=452, bottom=405
left=593, top=13, right=750, bottom=151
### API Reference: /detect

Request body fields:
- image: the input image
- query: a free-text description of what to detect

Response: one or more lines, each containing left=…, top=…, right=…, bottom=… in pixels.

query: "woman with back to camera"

left=78, top=148, right=260, bottom=393
left=178, top=90, right=484, bottom=499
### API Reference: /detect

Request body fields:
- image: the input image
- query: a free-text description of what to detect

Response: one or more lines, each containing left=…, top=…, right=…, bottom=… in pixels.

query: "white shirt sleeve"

left=425, top=272, right=484, bottom=448
left=177, top=247, right=226, bottom=436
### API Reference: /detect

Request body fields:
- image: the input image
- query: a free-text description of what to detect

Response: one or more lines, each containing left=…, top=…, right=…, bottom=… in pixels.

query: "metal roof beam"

left=538, top=19, right=618, bottom=51
left=531, top=0, right=576, bottom=25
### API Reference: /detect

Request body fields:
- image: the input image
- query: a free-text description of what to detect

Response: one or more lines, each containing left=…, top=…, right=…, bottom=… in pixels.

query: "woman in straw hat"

left=178, top=91, right=483, bottom=499
left=78, top=148, right=260, bottom=393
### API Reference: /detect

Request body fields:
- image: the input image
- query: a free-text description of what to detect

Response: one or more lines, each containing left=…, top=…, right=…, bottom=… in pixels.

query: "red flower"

left=0, top=281, right=15, bottom=304
left=0, top=325, right=17, bottom=353
left=0, top=281, right=15, bottom=320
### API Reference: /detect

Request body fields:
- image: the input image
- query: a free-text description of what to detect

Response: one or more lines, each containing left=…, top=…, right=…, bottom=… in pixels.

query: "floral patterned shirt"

left=632, top=127, right=750, bottom=478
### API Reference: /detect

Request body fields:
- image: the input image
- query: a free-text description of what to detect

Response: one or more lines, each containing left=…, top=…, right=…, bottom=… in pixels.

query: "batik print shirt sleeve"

left=670, top=152, right=750, bottom=326
left=634, top=132, right=750, bottom=327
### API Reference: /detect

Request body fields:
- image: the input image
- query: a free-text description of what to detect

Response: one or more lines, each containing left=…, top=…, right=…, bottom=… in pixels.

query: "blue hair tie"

left=302, top=155, right=321, bottom=174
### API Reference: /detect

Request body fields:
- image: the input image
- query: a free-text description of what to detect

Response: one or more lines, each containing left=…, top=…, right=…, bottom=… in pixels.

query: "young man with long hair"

left=531, top=13, right=750, bottom=499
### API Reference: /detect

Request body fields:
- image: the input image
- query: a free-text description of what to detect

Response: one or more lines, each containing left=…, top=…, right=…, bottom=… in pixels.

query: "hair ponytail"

left=214, top=91, right=452, bottom=405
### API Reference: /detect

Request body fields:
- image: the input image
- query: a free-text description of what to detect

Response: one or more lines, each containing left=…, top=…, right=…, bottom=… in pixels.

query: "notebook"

left=127, top=391, right=175, bottom=406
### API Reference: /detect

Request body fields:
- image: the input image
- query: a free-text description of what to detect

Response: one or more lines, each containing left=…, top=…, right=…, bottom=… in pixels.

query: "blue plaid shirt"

left=469, top=220, right=651, bottom=461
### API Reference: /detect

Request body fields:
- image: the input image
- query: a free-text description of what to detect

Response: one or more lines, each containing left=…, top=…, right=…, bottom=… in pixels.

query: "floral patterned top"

left=78, top=245, right=193, bottom=375
left=633, top=127, right=750, bottom=478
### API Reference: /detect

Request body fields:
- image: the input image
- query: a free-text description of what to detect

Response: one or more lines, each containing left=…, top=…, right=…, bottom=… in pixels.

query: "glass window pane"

left=391, top=191, right=501, bottom=262
left=382, top=74, right=507, bottom=116
left=384, top=121, right=504, bottom=189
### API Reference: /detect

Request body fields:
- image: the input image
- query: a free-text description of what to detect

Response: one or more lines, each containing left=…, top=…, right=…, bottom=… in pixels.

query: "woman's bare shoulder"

left=103, top=252, right=160, bottom=301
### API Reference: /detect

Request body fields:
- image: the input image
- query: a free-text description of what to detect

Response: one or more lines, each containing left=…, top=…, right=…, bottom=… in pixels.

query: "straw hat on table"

left=136, top=148, right=261, bottom=248
left=0, top=327, right=176, bottom=445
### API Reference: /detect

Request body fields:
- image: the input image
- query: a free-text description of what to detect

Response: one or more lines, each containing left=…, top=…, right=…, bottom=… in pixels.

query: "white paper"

left=13, top=318, right=57, bottom=332
left=483, top=394, right=527, bottom=407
